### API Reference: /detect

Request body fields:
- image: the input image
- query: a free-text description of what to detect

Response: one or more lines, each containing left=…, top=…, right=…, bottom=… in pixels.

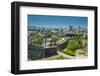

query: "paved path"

left=57, top=51, right=74, bottom=59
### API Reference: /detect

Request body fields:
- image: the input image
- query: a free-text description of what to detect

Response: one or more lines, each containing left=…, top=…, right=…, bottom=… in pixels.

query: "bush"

left=63, top=50, right=75, bottom=56
left=50, top=37, right=59, bottom=45
left=67, top=39, right=80, bottom=51
left=31, top=56, right=42, bottom=60
left=44, top=30, right=53, bottom=37
left=34, top=37, right=43, bottom=46
left=57, top=56, right=64, bottom=59
left=76, top=49, right=86, bottom=54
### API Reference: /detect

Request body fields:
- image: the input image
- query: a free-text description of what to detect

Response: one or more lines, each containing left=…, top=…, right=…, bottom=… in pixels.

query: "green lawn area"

left=75, top=49, right=86, bottom=54
left=41, top=55, right=63, bottom=60
left=63, top=49, right=75, bottom=56
left=56, top=56, right=64, bottom=60
left=41, top=55, right=70, bottom=60
left=63, top=49, right=86, bottom=56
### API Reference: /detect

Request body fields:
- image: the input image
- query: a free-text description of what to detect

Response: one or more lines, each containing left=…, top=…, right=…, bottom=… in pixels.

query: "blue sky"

left=28, top=15, right=88, bottom=28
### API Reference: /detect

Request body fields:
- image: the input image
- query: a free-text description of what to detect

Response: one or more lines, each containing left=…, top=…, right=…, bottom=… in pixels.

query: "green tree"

left=44, top=30, right=53, bottom=38
left=73, top=32, right=84, bottom=49
left=30, top=31, right=38, bottom=37
left=58, top=31, right=65, bottom=37
left=43, top=30, right=53, bottom=47
left=67, top=39, right=80, bottom=51
left=50, top=37, right=59, bottom=45
left=34, top=37, right=43, bottom=46
left=29, top=31, right=43, bottom=46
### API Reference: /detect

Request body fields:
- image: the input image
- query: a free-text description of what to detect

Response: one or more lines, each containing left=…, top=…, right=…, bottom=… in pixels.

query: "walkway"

left=57, top=51, right=74, bottom=59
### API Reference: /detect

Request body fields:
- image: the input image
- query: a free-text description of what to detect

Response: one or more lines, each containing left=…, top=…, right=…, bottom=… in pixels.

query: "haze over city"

left=28, top=15, right=88, bottom=29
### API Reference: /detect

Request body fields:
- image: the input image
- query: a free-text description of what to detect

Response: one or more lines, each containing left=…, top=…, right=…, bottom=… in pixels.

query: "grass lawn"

left=41, top=55, right=70, bottom=60
left=75, top=49, right=86, bottom=54
left=63, top=49, right=75, bottom=56
left=56, top=56, right=65, bottom=60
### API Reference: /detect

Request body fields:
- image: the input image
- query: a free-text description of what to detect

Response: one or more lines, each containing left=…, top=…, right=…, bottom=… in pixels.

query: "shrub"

left=63, top=50, right=75, bottom=56
left=67, top=39, right=80, bottom=51
left=57, top=56, right=64, bottom=59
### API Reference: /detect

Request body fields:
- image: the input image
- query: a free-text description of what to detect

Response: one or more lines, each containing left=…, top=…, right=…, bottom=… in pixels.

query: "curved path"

left=57, top=51, right=74, bottom=59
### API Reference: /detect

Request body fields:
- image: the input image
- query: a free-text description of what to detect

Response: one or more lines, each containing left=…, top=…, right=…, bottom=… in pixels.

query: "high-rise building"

left=68, top=25, right=73, bottom=31
left=78, top=25, right=81, bottom=32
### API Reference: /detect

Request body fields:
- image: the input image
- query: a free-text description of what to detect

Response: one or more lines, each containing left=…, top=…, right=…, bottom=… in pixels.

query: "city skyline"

left=28, top=15, right=88, bottom=29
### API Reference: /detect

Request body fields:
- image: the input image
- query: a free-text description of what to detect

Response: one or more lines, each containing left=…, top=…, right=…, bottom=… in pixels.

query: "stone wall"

left=28, top=38, right=71, bottom=60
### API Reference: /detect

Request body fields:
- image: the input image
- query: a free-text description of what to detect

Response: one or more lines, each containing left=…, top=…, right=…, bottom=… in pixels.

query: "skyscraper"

left=68, top=25, right=73, bottom=31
